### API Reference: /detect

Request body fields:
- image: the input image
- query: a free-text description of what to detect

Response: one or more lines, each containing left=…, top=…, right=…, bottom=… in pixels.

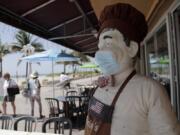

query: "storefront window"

left=146, top=24, right=171, bottom=97
left=172, top=6, right=180, bottom=120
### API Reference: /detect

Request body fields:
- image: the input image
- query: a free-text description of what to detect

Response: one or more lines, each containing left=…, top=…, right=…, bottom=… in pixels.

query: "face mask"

left=95, top=51, right=121, bottom=75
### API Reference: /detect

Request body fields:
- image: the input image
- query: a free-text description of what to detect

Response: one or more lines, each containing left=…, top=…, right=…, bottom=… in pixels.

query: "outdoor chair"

left=65, top=96, right=82, bottom=116
left=80, top=96, right=90, bottom=116
left=42, top=117, right=72, bottom=135
left=0, top=115, right=14, bottom=130
left=65, top=96, right=82, bottom=128
left=66, top=90, right=78, bottom=96
left=13, top=116, right=37, bottom=132
left=45, top=98, right=65, bottom=118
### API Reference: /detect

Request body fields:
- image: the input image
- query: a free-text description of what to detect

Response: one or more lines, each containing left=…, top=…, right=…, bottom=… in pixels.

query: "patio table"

left=56, top=95, right=87, bottom=102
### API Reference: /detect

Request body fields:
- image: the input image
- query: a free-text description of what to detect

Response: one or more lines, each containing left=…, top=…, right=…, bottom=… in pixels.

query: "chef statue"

left=84, top=3, right=180, bottom=135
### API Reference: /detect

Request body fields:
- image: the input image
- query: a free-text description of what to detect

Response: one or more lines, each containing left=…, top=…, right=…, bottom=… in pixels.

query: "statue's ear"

left=127, top=41, right=138, bottom=58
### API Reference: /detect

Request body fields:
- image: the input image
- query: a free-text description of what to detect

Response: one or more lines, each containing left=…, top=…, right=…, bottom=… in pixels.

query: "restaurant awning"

left=0, top=0, right=174, bottom=56
left=0, top=0, right=99, bottom=56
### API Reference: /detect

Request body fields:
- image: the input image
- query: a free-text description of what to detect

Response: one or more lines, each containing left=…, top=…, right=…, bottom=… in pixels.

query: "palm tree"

left=11, top=30, right=44, bottom=52
left=11, top=30, right=44, bottom=77
left=0, top=41, right=10, bottom=77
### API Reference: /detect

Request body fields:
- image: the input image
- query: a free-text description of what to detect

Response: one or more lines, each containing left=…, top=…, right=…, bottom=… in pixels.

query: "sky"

left=0, top=22, right=84, bottom=76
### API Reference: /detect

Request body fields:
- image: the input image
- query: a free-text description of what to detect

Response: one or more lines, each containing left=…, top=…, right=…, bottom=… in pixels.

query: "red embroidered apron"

left=84, top=70, right=136, bottom=135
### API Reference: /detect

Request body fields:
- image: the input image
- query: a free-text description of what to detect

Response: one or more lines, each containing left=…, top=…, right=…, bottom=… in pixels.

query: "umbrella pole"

left=26, top=62, right=29, bottom=78
left=91, top=69, right=92, bottom=84
left=52, top=60, right=55, bottom=97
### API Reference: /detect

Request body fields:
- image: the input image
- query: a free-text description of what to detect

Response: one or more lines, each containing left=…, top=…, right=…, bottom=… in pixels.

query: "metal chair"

left=42, top=117, right=72, bottom=135
left=65, top=96, right=82, bottom=128
left=0, top=115, right=14, bottom=130
left=45, top=98, right=64, bottom=118
left=65, top=96, right=81, bottom=117
left=80, top=96, right=90, bottom=116
left=66, top=90, right=78, bottom=96
left=13, top=116, right=37, bottom=132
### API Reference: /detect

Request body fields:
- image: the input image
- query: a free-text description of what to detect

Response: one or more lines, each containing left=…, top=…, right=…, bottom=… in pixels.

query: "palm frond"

left=14, top=30, right=45, bottom=53
left=10, top=45, right=22, bottom=52
left=15, top=30, right=32, bottom=46
left=0, top=45, right=11, bottom=57
left=31, top=42, right=44, bottom=52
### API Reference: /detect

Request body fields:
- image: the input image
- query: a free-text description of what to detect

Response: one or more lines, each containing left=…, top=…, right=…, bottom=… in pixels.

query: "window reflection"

left=146, top=25, right=171, bottom=97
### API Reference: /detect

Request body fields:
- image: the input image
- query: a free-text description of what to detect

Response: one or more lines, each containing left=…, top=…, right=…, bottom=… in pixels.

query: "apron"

left=84, top=70, right=136, bottom=135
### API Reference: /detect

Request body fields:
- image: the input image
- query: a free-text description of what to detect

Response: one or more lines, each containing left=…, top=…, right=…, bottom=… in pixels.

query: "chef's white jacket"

left=94, top=71, right=180, bottom=135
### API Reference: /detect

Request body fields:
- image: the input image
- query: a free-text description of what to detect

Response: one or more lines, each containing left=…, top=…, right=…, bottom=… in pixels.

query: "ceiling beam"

left=74, top=27, right=93, bottom=35
left=21, top=0, right=56, bottom=17
left=84, top=46, right=98, bottom=52
left=80, top=41, right=98, bottom=49
left=71, top=25, right=98, bottom=36
left=74, top=36, right=95, bottom=45
left=49, top=33, right=95, bottom=40
left=0, top=5, right=49, bottom=34
left=72, top=0, right=94, bottom=29
left=49, top=10, right=93, bottom=31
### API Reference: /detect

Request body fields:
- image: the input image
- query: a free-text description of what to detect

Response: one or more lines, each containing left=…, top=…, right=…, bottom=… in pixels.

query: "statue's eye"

left=103, top=35, right=112, bottom=39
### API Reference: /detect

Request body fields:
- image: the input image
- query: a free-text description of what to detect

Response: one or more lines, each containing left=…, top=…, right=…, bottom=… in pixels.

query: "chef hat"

left=98, top=3, right=148, bottom=43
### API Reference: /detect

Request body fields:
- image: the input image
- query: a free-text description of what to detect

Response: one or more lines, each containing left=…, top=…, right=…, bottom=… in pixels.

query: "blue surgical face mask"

left=95, top=51, right=121, bottom=75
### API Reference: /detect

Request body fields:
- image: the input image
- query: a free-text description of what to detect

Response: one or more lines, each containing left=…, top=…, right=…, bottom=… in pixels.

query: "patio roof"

left=0, top=0, right=99, bottom=56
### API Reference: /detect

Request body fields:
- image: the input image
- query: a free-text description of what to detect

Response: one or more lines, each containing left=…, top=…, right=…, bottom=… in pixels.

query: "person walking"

left=2, top=73, right=17, bottom=116
left=29, top=71, right=44, bottom=119
left=59, top=72, right=71, bottom=89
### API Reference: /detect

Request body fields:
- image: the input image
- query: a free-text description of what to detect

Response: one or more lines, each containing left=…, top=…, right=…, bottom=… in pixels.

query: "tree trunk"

left=0, top=57, right=2, bottom=77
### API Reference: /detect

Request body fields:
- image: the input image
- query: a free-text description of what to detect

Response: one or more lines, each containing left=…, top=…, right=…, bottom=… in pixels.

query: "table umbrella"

left=80, top=63, right=99, bottom=68
left=80, top=63, right=99, bottom=83
left=21, top=49, right=79, bottom=97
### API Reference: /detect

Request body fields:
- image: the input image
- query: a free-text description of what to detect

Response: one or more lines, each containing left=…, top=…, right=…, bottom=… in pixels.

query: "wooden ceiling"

left=90, top=0, right=158, bottom=20
left=90, top=0, right=175, bottom=31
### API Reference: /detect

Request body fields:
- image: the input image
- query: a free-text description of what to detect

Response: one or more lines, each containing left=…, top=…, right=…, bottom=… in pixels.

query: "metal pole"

left=52, top=59, right=55, bottom=97
left=49, top=33, right=94, bottom=40
left=26, top=62, right=28, bottom=78
left=0, top=57, right=2, bottom=77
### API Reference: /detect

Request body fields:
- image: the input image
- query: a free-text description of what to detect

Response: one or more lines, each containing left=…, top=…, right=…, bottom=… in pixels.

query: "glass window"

left=146, top=24, right=171, bottom=98
left=156, top=25, right=170, bottom=79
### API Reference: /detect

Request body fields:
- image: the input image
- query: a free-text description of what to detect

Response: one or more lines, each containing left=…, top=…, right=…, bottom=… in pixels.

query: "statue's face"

left=95, top=29, right=137, bottom=75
